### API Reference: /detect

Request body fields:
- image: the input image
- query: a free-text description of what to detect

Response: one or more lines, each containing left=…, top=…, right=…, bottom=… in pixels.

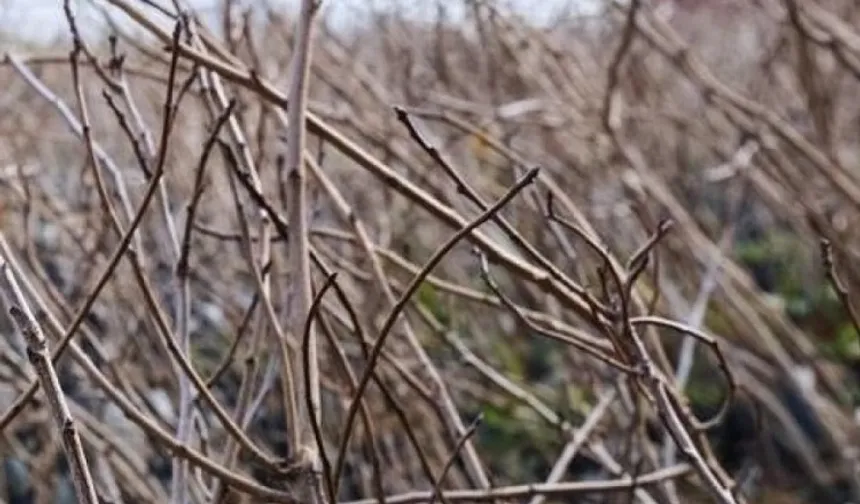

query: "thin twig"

left=0, top=261, right=100, bottom=504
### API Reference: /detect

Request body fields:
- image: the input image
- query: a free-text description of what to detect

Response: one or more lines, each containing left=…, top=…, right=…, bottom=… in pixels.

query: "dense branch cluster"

left=0, top=0, right=859, bottom=503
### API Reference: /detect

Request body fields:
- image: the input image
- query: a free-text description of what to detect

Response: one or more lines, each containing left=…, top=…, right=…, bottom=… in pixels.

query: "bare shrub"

left=1, top=1, right=859, bottom=503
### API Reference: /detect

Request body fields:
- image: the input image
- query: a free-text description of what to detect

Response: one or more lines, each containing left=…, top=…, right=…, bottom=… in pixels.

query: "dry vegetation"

left=1, top=0, right=860, bottom=503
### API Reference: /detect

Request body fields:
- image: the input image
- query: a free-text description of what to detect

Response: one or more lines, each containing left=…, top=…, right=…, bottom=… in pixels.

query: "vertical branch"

left=284, top=0, right=322, bottom=480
